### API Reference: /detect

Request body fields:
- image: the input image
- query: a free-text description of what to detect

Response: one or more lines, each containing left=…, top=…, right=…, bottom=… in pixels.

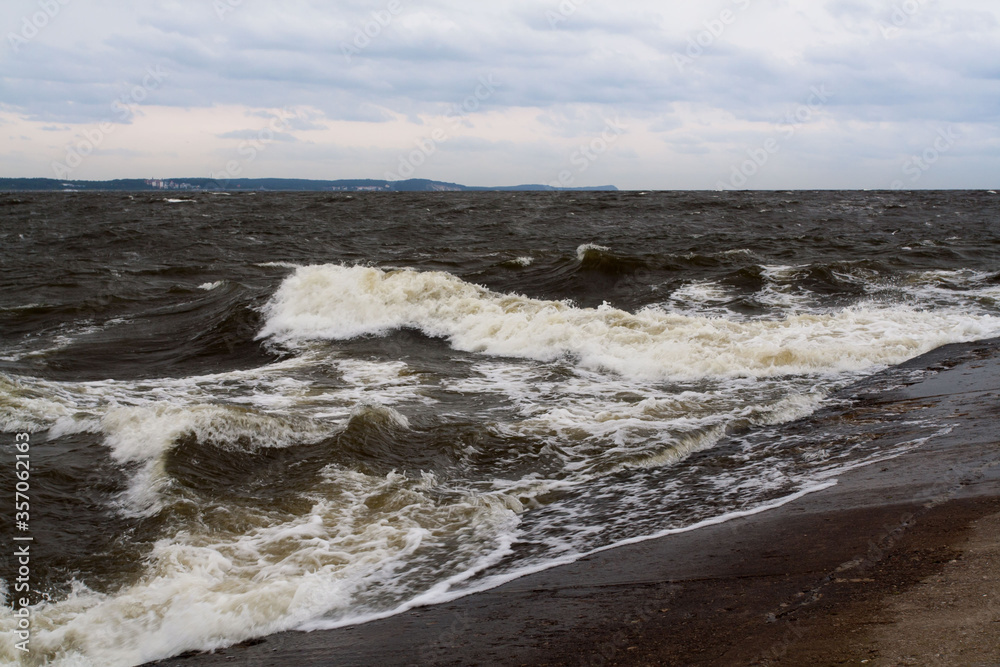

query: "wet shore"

left=149, top=337, right=1000, bottom=667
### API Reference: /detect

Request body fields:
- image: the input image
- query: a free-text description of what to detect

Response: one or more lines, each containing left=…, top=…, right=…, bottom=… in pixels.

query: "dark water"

left=1, top=191, right=999, bottom=665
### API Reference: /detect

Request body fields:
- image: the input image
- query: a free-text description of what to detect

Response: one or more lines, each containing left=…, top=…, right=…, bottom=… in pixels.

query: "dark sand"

left=149, top=338, right=1000, bottom=667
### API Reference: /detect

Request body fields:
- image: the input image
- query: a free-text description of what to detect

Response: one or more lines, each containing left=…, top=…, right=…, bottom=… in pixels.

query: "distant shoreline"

left=0, top=177, right=618, bottom=193
left=2, top=181, right=995, bottom=194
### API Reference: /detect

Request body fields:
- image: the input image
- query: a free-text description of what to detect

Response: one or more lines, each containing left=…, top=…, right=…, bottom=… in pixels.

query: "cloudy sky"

left=1, top=0, right=997, bottom=189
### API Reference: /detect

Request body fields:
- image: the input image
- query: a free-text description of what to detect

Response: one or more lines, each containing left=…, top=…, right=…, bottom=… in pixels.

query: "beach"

left=148, top=337, right=1000, bottom=666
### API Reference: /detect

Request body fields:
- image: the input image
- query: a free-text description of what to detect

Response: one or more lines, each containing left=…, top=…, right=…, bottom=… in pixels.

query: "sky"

left=1, top=0, right=998, bottom=190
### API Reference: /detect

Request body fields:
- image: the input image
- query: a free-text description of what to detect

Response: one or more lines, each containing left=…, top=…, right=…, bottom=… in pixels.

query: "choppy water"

left=1, top=190, right=999, bottom=666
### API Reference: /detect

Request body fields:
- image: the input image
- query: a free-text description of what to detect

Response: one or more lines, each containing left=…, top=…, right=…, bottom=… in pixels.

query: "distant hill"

left=0, top=177, right=618, bottom=193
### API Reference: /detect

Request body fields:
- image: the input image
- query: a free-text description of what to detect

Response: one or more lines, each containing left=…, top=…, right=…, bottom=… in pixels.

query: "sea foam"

left=259, top=264, right=1000, bottom=381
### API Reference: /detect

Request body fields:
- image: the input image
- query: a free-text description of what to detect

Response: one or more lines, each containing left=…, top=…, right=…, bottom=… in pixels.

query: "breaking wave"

left=260, top=264, right=1000, bottom=380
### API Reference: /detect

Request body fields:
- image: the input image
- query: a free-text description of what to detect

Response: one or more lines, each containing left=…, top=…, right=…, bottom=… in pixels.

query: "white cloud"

left=0, top=0, right=997, bottom=188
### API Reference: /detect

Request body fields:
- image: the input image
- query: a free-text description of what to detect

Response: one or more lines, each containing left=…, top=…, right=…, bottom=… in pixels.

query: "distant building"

left=145, top=179, right=201, bottom=191
left=330, top=183, right=392, bottom=192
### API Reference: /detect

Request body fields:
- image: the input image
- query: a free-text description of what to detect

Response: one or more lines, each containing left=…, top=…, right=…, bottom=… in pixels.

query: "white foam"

left=448, top=361, right=831, bottom=485
left=256, top=261, right=303, bottom=269
left=0, top=319, right=114, bottom=364
left=0, top=353, right=430, bottom=435
left=0, top=372, right=75, bottom=432
left=0, top=302, right=45, bottom=312
left=0, top=354, right=442, bottom=519
left=296, top=412, right=953, bottom=639
left=668, top=281, right=734, bottom=315
left=893, top=269, right=1000, bottom=313
left=719, top=248, right=755, bottom=257
left=259, top=265, right=1000, bottom=381
left=303, top=477, right=841, bottom=633
left=576, top=243, right=609, bottom=260
left=6, top=262, right=999, bottom=667
left=198, top=281, right=224, bottom=291
left=0, top=468, right=521, bottom=667
left=759, top=264, right=806, bottom=281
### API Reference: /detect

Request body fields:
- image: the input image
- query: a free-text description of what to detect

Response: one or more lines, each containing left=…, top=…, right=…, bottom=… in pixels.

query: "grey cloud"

left=1, top=0, right=997, bottom=187
left=4, top=3, right=995, bottom=117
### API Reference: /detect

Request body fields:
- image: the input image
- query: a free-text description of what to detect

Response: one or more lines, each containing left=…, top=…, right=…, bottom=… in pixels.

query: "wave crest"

left=259, top=264, right=1000, bottom=380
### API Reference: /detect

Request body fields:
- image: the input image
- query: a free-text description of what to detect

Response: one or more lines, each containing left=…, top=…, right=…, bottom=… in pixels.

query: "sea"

left=1, top=190, right=999, bottom=666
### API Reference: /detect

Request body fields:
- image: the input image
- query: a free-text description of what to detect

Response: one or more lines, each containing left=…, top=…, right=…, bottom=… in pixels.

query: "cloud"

left=0, top=0, right=997, bottom=188
left=217, top=129, right=298, bottom=142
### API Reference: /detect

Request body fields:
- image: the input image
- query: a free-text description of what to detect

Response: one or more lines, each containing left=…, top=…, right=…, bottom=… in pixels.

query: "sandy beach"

left=145, top=337, right=1000, bottom=667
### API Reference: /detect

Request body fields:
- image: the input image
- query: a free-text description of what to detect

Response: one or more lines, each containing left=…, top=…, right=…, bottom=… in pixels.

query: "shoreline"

left=148, top=337, right=1000, bottom=666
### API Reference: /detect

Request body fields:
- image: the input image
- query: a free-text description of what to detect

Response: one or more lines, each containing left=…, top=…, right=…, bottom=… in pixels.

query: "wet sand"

left=149, top=338, right=1000, bottom=667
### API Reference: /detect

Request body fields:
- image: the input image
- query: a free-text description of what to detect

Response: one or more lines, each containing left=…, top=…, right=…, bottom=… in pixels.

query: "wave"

left=2, top=280, right=275, bottom=380
left=0, top=393, right=522, bottom=667
left=0, top=372, right=522, bottom=666
left=0, top=467, right=520, bottom=667
left=574, top=243, right=648, bottom=276
left=259, top=264, right=1000, bottom=381
left=500, top=256, right=534, bottom=268
left=7, top=190, right=1000, bottom=667
left=481, top=246, right=651, bottom=304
